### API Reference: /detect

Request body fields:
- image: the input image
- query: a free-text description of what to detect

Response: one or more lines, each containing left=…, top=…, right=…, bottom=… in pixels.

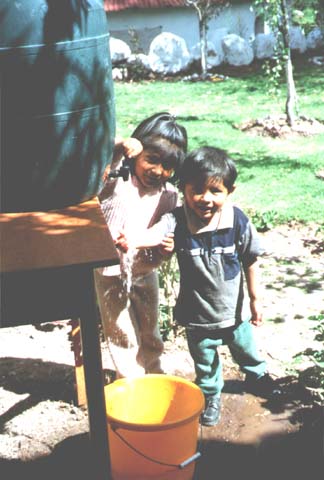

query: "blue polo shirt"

left=153, top=204, right=265, bottom=330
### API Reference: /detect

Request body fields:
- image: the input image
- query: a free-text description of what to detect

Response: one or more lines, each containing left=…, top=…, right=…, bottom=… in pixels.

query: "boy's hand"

left=123, top=137, right=143, bottom=158
left=249, top=299, right=263, bottom=326
left=158, top=233, right=175, bottom=256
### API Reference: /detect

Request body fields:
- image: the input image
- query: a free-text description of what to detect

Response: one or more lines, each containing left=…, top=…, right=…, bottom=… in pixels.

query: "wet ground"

left=194, top=388, right=324, bottom=480
left=178, top=355, right=324, bottom=480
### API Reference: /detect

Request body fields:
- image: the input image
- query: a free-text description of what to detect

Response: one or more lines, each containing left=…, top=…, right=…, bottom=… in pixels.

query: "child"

left=94, top=112, right=188, bottom=379
left=120, top=146, right=281, bottom=426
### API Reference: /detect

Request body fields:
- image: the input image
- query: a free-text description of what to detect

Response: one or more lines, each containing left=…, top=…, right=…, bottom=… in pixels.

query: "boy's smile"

left=184, top=179, right=233, bottom=223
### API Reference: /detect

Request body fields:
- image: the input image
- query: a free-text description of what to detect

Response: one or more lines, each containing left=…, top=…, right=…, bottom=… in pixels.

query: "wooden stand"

left=0, top=197, right=119, bottom=480
left=70, top=317, right=87, bottom=406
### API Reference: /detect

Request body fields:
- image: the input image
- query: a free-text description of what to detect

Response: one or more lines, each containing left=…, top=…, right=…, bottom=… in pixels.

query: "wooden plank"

left=0, top=197, right=119, bottom=273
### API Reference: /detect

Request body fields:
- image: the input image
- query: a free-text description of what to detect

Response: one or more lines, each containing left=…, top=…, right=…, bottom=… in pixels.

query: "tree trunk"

left=285, top=54, right=297, bottom=127
left=280, top=0, right=298, bottom=126
left=199, top=17, right=208, bottom=78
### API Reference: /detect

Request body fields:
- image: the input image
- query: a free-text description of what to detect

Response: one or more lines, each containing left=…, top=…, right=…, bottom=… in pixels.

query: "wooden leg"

left=70, top=318, right=87, bottom=406
left=79, top=269, right=111, bottom=480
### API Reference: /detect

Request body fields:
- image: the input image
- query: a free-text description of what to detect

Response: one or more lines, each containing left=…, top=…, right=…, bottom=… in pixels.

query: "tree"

left=280, top=0, right=298, bottom=126
left=254, top=0, right=323, bottom=126
left=254, top=0, right=297, bottom=125
left=185, top=0, right=228, bottom=77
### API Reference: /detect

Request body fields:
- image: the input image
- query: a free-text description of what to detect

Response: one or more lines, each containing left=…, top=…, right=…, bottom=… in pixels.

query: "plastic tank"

left=0, top=0, right=115, bottom=212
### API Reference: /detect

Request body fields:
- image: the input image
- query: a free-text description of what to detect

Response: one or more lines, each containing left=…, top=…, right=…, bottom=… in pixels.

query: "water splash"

left=121, top=248, right=137, bottom=296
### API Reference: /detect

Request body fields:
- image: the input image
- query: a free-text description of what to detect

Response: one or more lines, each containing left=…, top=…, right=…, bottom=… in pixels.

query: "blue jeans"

left=186, top=321, right=267, bottom=396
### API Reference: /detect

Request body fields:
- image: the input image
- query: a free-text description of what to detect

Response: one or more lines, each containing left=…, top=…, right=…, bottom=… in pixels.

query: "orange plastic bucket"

left=105, top=374, right=204, bottom=480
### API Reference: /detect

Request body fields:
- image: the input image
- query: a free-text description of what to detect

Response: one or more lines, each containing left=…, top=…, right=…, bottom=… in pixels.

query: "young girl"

left=94, top=112, right=188, bottom=378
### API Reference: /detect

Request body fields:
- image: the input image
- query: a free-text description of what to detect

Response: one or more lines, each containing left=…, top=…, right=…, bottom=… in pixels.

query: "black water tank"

left=0, top=0, right=115, bottom=212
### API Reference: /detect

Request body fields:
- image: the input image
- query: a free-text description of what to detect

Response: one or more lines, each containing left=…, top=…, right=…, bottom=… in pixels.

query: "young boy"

left=120, top=146, right=281, bottom=426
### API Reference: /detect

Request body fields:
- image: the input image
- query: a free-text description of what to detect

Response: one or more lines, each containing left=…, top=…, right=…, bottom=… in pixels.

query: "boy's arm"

left=243, top=259, right=263, bottom=326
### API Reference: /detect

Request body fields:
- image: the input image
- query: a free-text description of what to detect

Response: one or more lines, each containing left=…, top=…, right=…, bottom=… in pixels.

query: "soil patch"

left=237, top=114, right=324, bottom=139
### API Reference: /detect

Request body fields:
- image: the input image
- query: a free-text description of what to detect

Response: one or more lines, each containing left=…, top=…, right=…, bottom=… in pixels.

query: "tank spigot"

left=108, top=158, right=131, bottom=181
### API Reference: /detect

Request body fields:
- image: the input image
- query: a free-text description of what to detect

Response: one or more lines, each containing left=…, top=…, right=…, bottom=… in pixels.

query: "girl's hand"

left=123, top=137, right=143, bottom=158
left=249, top=299, right=263, bottom=326
left=102, top=164, right=111, bottom=183
left=115, top=230, right=130, bottom=253
left=158, top=233, right=175, bottom=255
left=102, top=137, right=143, bottom=183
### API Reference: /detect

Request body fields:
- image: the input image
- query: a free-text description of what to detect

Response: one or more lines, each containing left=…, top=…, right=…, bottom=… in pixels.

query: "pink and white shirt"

left=98, top=172, right=179, bottom=277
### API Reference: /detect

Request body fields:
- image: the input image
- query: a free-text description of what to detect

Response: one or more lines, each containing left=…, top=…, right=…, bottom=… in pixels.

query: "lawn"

left=112, top=61, right=324, bottom=226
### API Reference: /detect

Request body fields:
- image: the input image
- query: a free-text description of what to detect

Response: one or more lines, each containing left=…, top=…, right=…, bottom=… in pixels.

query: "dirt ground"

left=1, top=222, right=324, bottom=479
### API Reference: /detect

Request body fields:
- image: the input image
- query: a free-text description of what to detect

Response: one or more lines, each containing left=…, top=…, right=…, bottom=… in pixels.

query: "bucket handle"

left=111, top=425, right=201, bottom=469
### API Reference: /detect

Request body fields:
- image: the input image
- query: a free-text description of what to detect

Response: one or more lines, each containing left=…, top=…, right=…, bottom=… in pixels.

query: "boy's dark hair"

left=131, top=112, right=188, bottom=179
left=179, top=146, right=237, bottom=192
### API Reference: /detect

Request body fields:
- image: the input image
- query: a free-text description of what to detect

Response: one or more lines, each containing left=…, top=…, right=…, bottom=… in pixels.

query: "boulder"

left=208, top=27, right=228, bottom=64
left=254, top=33, right=276, bottom=59
left=289, top=26, right=307, bottom=53
left=148, top=32, right=190, bottom=75
left=222, top=34, right=254, bottom=66
left=190, top=40, right=224, bottom=68
left=306, top=27, right=324, bottom=50
left=109, top=37, right=131, bottom=64
left=128, top=53, right=151, bottom=71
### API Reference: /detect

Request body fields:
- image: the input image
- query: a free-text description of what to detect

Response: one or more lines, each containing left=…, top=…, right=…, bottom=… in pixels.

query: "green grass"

left=112, top=62, right=324, bottom=225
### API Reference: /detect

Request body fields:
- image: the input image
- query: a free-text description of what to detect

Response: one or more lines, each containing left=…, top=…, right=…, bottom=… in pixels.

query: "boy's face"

left=184, top=178, right=233, bottom=223
left=134, top=150, right=174, bottom=190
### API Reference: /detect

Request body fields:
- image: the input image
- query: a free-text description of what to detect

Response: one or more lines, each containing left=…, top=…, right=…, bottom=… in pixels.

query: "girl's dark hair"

left=132, top=112, right=188, bottom=152
left=179, top=146, right=237, bottom=191
left=131, top=112, right=188, bottom=179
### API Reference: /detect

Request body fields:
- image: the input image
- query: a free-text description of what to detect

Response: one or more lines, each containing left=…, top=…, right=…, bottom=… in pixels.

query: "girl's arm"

left=102, top=137, right=143, bottom=182
left=243, top=259, right=263, bottom=326
left=115, top=229, right=173, bottom=253
left=115, top=214, right=176, bottom=253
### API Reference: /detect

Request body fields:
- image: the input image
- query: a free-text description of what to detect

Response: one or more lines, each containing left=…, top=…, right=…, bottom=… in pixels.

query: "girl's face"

left=134, top=150, right=174, bottom=190
left=184, top=178, right=233, bottom=223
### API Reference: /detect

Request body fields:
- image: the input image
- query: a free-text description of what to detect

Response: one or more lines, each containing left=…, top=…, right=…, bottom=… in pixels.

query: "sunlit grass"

left=113, top=62, right=324, bottom=225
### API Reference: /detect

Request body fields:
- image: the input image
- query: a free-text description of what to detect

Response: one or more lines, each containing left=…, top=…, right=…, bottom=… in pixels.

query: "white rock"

left=254, top=32, right=276, bottom=59
left=148, top=32, right=190, bottom=74
left=306, top=27, right=324, bottom=50
left=222, top=34, right=254, bottom=66
left=190, top=40, right=224, bottom=67
left=109, top=37, right=131, bottom=63
left=289, top=26, right=307, bottom=53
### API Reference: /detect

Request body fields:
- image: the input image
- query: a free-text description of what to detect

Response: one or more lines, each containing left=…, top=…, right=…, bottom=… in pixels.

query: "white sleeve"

left=133, top=212, right=177, bottom=249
